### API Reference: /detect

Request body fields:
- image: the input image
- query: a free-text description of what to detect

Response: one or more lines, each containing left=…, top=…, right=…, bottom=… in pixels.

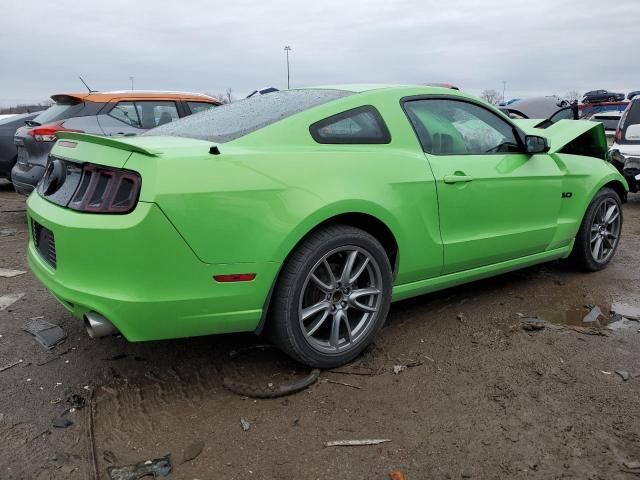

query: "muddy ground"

left=1, top=179, right=639, bottom=480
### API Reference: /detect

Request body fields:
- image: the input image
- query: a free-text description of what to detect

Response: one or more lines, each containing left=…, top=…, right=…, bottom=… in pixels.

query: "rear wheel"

left=569, top=188, right=622, bottom=271
left=270, top=225, right=392, bottom=368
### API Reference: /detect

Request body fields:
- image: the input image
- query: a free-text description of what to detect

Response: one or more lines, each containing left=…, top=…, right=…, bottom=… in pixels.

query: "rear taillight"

left=615, top=128, right=622, bottom=141
left=69, top=164, right=141, bottom=214
left=27, top=121, right=82, bottom=142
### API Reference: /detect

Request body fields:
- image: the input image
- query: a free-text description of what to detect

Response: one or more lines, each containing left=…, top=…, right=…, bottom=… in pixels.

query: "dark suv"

left=582, top=90, right=625, bottom=104
left=12, top=91, right=221, bottom=195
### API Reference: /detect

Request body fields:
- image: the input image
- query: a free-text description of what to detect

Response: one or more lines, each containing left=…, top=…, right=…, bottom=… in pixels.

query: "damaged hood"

left=514, top=119, right=607, bottom=157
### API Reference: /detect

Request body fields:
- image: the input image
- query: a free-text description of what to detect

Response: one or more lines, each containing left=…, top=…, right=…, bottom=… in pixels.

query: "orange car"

left=12, top=90, right=221, bottom=194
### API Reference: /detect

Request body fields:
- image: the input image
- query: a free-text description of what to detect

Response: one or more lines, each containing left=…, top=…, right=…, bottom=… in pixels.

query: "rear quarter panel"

left=125, top=89, right=445, bottom=285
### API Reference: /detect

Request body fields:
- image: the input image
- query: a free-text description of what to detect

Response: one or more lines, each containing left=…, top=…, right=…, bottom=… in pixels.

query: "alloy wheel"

left=298, top=246, right=383, bottom=354
left=589, top=198, right=621, bottom=263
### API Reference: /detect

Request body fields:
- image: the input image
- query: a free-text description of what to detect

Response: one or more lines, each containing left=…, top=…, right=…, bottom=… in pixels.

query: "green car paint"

left=27, top=85, right=627, bottom=343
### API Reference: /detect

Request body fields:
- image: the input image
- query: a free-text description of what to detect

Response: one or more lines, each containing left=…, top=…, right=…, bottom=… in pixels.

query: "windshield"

left=145, top=89, right=353, bottom=143
left=34, top=102, right=84, bottom=124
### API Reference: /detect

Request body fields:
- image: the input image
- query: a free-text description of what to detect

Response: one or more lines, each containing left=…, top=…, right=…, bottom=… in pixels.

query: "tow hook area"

left=84, top=311, right=118, bottom=338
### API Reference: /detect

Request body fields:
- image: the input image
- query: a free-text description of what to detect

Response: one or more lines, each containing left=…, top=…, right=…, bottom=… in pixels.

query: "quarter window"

left=404, top=99, right=522, bottom=154
left=108, top=101, right=179, bottom=129
left=135, top=101, right=179, bottom=129
left=108, top=102, right=140, bottom=128
left=310, top=106, right=391, bottom=144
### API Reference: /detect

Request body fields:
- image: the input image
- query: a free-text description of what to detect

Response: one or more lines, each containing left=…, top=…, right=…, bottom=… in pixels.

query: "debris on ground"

left=107, top=455, right=172, bottom=480
left=0, top=228, right=16, bottom=237
left=52, top=416, right=73, bottom=429
left=0, top=293, right=25, bottom=311
left=611, top=302, right=640, bottom=321
left=601, top=370, right=613, bottom=375
left=66, top=394, right=86, bottom=410
left=0, top=268, right=26, bottom=278
left=566, top=326, right=608, bottom=336
left=623, top=460, right=640, bottom=470
left=389, top=471, right=407, bottom=480
left=325, top=439, right=392, bottom=447
left=224, top=368, right=320, bottom=398
left=103, top=450, right=117, bottom=464
left=323, top=378, right=361, bottom=389
left=0, top=359, right=22, bottom=373
left=616, top=370, right=631, bottom=381
left=180, top=441, right=204, bottom=464
left=393, top=365, right=407, bottom=375
left=583, top=306, right=603, bottom=323
left=240, top=417, right=251, bottom=431
left=520, top=317, right=546, bottom=331
left=22, top=318, right=67, bottom=349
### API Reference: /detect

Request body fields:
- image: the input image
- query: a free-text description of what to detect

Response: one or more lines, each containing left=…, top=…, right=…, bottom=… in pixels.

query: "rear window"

left=34, top=102, right=85, bottom=124
left=593, top=115, right=621, bottom=130
left=187, top=101, right=218, bottom=114
left=146, top=89, right=353, bottom=143
left=620, top=101, right=640, bottom=144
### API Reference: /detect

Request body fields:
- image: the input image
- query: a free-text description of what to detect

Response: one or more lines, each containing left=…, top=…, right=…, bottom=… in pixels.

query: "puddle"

left=525, top=303, right=640, bottom=332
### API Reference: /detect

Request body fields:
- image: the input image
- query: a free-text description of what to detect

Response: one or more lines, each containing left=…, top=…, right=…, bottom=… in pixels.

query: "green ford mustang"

left=26, top=85, right=627, bottom=367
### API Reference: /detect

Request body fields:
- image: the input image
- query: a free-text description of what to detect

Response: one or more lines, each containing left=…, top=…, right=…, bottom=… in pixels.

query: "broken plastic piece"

left=22, top=319, right=67, bottom=349
left=0, top=293, right=25, bottom=311
left=107, top=455, right=172, bottom=480
left=0, top=268, right=26, bottom=278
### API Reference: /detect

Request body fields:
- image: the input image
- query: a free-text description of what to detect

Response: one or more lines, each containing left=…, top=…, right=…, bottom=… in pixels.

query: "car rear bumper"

left=26, top=193, right=278, bottom=341
left=11, top=163, right=43, bottom=195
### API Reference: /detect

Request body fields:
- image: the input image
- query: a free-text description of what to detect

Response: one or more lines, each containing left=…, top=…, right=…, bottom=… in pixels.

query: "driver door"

left=404, top=98, right=564, bottom=274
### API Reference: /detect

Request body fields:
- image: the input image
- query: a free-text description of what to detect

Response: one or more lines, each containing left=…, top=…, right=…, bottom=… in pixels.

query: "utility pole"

left=502, top=80, right=506, bottom=103
left=130, top=76, right=135, bottom=91
left=284, top=46, right=291, bottom=89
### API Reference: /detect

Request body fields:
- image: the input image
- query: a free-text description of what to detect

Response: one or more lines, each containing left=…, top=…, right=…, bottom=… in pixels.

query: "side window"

left=108, top=102, right=141, bottom=128
left=404, top=99, right=521, bottom=154
left=135, top=101, right=179, bottom=129
left=187, top=101, right=218, bottom=114
left=310, top=106, right=391, bottom=144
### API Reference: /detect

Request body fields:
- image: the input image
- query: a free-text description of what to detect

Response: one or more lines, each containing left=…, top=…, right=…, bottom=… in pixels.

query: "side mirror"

left=525, top=135, right=549, bottom=154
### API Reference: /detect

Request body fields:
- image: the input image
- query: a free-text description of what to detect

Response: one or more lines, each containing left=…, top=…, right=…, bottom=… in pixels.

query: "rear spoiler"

left=513, top=119, right=607, bottom=155
left=55, top=132, right=161, bottom=156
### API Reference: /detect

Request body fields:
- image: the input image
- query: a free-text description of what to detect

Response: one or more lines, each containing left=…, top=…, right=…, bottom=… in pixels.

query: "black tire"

left=270, top=225, right=393, bottom=368
left=568, top=188, right=623, bottom=271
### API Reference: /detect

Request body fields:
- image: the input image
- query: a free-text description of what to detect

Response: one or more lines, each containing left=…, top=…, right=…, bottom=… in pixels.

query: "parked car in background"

left=587, top=111, right=622, bottom=145
left=11, top=91, right=221, bottom=195
left=26, top=85, right=626, bottom=368
left=609, top=98, right=640, bottom=192
left=627, top=91, right=640, bottom=101
left=500, top=96, right=577, bottom=127
left=582, top=90, right=625, bottom=104
left=0, top=111, right=41, bottom=182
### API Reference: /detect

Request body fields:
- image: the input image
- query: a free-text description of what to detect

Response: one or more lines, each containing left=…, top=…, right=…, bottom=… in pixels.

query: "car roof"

left=299, top=84, right=466, bottom=96
left=50, top=91, right=221, bottom=104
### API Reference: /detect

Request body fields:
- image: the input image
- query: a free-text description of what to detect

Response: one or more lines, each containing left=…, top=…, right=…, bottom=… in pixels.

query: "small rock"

left=521, top=318, right=546, bottom=331
left=52, top=416, right=73, bottom=429
left=456, top=313, right=464, bottom=322
left=616, top=370, right=631, bottom=381
left=240, top=417, right=251, bottom=431
left=623, top=460, right=640, bottom=470
left=181, top=441, right=204, bottom=464
left=393, top=365, right=407, bottom=375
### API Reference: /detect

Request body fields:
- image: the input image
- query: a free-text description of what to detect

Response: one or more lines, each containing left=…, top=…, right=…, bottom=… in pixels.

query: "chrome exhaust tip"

left=84, top=311, right=118, bottom=338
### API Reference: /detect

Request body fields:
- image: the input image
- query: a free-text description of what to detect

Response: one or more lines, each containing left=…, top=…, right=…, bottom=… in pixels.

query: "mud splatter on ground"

left=1, top=179, right=639, bottom=479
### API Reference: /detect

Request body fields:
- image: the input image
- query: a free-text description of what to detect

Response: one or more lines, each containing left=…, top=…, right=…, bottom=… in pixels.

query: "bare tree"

left=213, top=88, right=235, bottom=104
left=480, top=89, right=501, bottom=105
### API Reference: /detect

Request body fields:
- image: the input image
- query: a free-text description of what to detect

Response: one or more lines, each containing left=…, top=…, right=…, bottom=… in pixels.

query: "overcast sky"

left=1, top=0, right=639, bottom=106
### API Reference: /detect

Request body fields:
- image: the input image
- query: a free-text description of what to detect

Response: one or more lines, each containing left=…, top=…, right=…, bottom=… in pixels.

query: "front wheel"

left=270, top=225, right=393, bottom=368
left=569, top=188, right=623, bottom=271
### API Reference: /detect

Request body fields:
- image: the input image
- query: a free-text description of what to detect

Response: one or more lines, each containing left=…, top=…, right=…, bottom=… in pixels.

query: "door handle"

left=443, top=174, right=473, bottom=184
